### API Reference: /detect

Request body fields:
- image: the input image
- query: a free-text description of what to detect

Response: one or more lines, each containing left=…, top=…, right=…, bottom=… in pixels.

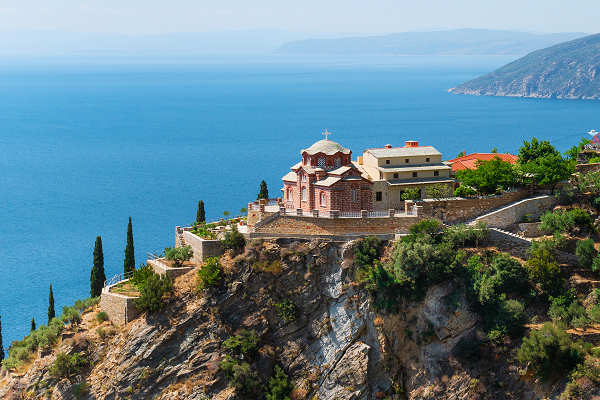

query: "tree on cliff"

left=196, top=200, right=205, bottom=225
left=123, top=217, right=135, bottom=275
left=48, top=285, right=55, bottom=324
left=257, top=180, right=269, bottom=200
left=30, top=317, right=36, bottom=332
left=0, top=315, right=4, bottom=362
left=90, top=236, right=106, bottom=298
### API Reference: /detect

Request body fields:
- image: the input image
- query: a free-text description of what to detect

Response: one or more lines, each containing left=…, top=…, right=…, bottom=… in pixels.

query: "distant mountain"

left=276, top=29, right=586, bottom=56
left=449, top=33, right=600, bottom=100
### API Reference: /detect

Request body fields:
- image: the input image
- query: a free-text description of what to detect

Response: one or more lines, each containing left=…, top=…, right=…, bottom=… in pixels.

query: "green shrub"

left=48, top=352, right=89, bottom=379
left=72, top=382, right=90, bottom=399
left=222, top=329, right=259, bottom=360
left=361, top=261, right=403, bottom=312
left=455, top=157, right=518, bottom=195
left=130, top=264, right=154, bottom=287
left=486, top=299, right=527, bottom=341
left=454, top=185, right=477, bottom=197
left=164, top=246, right=193, bottom=267
left=354, top=236, right=382, bottom=270
left=220, top=356, right=261, bottom=396
left=275, top=300, right=298, bottom=323
left=191, top=222, right=218, bottom=240
left=425, top=184, right=451, bottom=199
left=96, top=311, right=109, bottom=323
left=197, top=257, right=223, bottom=289
left=526, top=245, right=563, bottom=298
left=401, top=188, right=420, bottom=200
left=577, top=239, right=597, bottom=269
left=266, top=365, right=293, bottom=400
left=134, top=272, right=173, bottom=312
left=517, top=323, right=584, bottom=380
left=220, top=330, right=262, bottom=396
left=221, top=225, right=246, bottom=254
left=540, top=208, right=593, bottom=235
left=408, top=219, right=443, bottom=236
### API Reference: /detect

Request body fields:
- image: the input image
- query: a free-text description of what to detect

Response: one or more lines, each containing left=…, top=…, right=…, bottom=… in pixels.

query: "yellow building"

left=357, top=141, right=454, bottom=210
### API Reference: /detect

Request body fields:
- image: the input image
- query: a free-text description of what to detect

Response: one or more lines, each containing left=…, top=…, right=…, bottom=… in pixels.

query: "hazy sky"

left=0, top=0, right=598, bottom=35
left=0, top=0, right=600, bottom=34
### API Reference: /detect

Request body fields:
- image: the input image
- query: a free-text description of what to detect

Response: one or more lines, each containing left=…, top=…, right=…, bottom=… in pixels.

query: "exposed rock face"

left=450, top=33, right=600, bottom=100
left=0, top=240, right=534, bottom=399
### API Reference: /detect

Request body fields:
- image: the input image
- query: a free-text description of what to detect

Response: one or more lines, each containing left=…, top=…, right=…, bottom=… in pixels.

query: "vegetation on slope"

left=450, top=33, right=600, bottom=99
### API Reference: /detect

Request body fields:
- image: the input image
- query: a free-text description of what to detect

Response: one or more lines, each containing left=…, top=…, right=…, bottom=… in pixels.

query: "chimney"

left=384, top=144, right=393, bottom=149
left=405, top=141, right=419, bottom=148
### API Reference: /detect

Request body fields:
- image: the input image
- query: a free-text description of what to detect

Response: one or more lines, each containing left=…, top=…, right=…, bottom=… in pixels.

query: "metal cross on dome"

left=322, top=129, right=332, bottom=140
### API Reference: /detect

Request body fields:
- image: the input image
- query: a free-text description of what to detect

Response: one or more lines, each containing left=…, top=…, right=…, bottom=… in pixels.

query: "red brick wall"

left=254, top=214, right=422, bottom=236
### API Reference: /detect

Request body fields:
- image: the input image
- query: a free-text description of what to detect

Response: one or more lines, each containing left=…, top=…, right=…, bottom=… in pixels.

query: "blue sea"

left=1, top=55, right=599, bottom=349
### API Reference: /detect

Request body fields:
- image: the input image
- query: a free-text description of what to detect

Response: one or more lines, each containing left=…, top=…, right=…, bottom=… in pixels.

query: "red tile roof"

left=446, top=153, right=518, bottom=172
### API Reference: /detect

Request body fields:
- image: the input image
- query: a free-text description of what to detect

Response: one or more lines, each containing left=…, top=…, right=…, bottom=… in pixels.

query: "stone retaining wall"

left=181, top=231, right=224, bottom=263
left=252, top=214, right=422, bottom=237
left=100, top=289, right=139, bottom=326
left=148, top=258, right=194, bottom=279
left=409, top=190, right=529, bottom=223
left=473, top=195, right=556, bottom=228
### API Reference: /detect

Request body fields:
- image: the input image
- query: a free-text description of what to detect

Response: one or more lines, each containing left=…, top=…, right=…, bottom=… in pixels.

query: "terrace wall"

left=252, top=214, right=422, bottom=237
left=148, top=258, right=194, bottom=280
left=100, top=290, right=139, bottom=327
left=473, top=195, right=556, bottom=228
left=410, top=189, right=529, bottom=223
left=181, top=230, right=224, bottom=263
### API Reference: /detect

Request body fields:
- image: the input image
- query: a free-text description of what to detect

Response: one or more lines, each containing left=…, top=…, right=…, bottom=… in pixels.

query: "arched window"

left=334, top=158, right=341, bottom=168
left=318, top=157, right=326, bottom=168
left=320, top=192, right=326, bottom=206
left=352, top=189, right=358, bottom=202
left=301, top=187, right=307, bottom=201
left=287, top=188, right=293, bottom=201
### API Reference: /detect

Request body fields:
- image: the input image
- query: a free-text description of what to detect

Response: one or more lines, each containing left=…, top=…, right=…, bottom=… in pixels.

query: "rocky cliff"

left=449, top=33, right=600, bottom=100
left=0, top=239, right=565, bottom=399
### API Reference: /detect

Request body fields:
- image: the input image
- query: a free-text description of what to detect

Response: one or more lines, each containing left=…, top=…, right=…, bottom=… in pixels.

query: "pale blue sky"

left=0, top=0, right=598, bottom=35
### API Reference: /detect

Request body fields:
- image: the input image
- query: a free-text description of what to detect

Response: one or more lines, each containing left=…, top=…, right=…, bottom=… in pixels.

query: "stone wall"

left=252, top=214, right=422, bottom=237
left=473, top=195, right=556, bottom=228
left=148, top=258, right=194, bottom=279
left=181, top=231, right=224, bottom=263
left=576, top=163, right=600, bottom=174
left=410, top=190, right=529, bottom=223
left=100, top=289, right=139, bottom=327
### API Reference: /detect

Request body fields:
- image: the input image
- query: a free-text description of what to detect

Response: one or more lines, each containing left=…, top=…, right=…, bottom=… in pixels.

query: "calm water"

left=1, top=55, right=599, bottom=349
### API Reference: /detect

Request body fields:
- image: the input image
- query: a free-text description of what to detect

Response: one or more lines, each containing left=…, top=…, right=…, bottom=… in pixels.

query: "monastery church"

left=281, top=132, right=454, bottom=214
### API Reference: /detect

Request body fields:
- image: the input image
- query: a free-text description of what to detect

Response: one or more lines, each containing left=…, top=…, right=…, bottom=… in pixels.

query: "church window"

left=335, top=158, right=341, bottom=168
left=376, top=191, right=382, bottom=201
left=352, top=189, right=358, bottom=202
left=320, top=192, right=326, bottom=206
left=301, top=187, right=307, bottom=201
left=288, top=188, right=293, bottom=200
left=318, top=157, right=326, bottom=168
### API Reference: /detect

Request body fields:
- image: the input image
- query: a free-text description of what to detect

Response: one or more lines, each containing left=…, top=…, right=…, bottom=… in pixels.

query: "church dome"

left=302, top=139, right=351, bottom=156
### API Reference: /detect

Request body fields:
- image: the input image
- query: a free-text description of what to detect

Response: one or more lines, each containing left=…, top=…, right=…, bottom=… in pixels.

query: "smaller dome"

left=302, top=139, right=351, bottom=156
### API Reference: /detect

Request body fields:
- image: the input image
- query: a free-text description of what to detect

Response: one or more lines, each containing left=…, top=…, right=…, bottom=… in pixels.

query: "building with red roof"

left=446, top=153, right=518, bottom=173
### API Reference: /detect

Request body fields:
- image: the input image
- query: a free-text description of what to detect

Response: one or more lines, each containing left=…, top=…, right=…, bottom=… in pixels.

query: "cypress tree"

left=196, top=200, right=206, bottom=225
left=91, top=236, right=106, bottom=297
left=31, top=317, right=36, bottom=332
left=0, top=315, right=4, bottom=362
left=48, top=284, right=55, bottom=324
left=124, top=217, right=135, bottom=275
left=257, top=180, right=269, bottom=200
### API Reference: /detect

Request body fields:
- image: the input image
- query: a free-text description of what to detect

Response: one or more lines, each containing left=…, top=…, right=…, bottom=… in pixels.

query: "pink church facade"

left=281, top=138, right=373, bottom=213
